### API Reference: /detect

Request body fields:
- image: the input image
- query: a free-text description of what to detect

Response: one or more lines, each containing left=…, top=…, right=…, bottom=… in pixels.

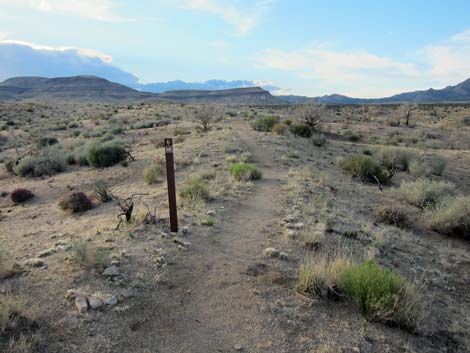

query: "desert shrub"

left=14, top=153, right=66, bottom=177
left=229, top=162, right=262, bottom=181
left=343, top=131, right=362, bottom=142
left=426, top=196, right=470, bottom=238
left=311, top=133, right=327, bottom=147
left=179, top=177, right=210, bottom=203
left=376, top=147, right=418, bottom=172
left=93, top=180, right=112, bottom=203
left=173, top=126, right=190, bottom=136
left=239, top=152, right=253, bottom=163
left=251, top=116, right=279, bottom=132
left=289, top=123, right=312, bottom=137
left=462, top=116, right=470, bottom=126
left=10, top=188, right=34, bottom=204
left=408, top=159, right=430, bottom=178
left=396, top=179, right=456, bottom=208
left=86, top=140, right=127, bottom=168
left=375, top=204, right=407, bottom=227
left=272, top=122, right=287, bottom=135
left=297, top=251, right=354, bottom=298
left=428, top=155, right=447, bottom=176
left=144, top=162, right=165, bottom=185
left=338, top=154, right=390, bottom=184
left=339, top=260, right=421, bottom=329
left=37, top=137, right=58, bottom=148
left=0, top=293, right=26, bottom=332
left=69, top=239, right=110, bottom=270
left=59, top=192, right=93, bottom=213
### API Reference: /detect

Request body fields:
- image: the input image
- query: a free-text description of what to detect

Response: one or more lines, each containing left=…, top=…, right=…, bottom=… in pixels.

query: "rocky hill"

left=277, top=77, right=470, bottom=104
left=0, top=76, right=283, bottom=104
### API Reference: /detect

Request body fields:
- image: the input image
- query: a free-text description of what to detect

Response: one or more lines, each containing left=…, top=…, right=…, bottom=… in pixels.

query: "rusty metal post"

left=164, top=138, right=178, bottom=233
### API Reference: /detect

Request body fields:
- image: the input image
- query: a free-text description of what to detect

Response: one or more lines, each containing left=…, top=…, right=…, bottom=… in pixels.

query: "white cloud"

left=0, top=0, right=136, bottom=22
left=0, top=32, right=8, bottom=39
left=0, top=39, right=112, bottom=62
left=181, top=0, right=270, bottom=35
left=256, top=29, right=470, bottom=97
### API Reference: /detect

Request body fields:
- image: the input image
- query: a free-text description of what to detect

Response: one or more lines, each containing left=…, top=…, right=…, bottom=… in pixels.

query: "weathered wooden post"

left=164, top=138, right=178, bottom=233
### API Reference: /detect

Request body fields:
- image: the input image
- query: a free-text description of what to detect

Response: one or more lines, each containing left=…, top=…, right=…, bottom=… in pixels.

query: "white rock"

left=75, top=295, right=88, bottom=314
left=279, top=252, right=289, bottom=260
left=263, top=247, right=279, bottom=258
left=102, top=266, right=120, bottom=277
left=234, top=344, right=243, bottom=351
left=294, top=222, right=305, bottom=230
left=206, top=210, right=216, bottom=216
left=88, top=296, right=103, bottom=310
left=104, top=295, right=118, bottom=306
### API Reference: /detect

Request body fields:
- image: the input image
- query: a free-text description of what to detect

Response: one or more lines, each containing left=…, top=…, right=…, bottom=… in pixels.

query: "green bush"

left=14, top=153, right=66, bottom=177
left=37, top=137, right=59, bottom=148
left=289, top=123, right=312, bottom=137
left=311, top=133, right=327, bottom=147
left=396, top=179, right=456, bottom=208
left=338, top=154, right=390, bottom=184
left=86, top=141, right=127, bottom=168
left=94, top=180, right=112, bottom=203
left=144, top=163, right=165, bottom=185
left=229, top=162, right=262, bottom=181
left=376, top=147, right=418, bottom=172
left=340, top=261, right=420, bottom=329
left=179, top=177, right=210, bottom=202
left=251, top=116, right=279, bottom=132
left=427, top=196, right=470, bottom=239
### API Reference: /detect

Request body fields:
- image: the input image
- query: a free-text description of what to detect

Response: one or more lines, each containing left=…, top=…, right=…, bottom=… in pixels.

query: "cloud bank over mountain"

left=0, top=40, right=279, bottom=93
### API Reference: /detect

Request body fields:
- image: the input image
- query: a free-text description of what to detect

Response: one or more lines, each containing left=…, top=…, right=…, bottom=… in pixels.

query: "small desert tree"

left=195, top=104, right=217, bottom=132
left=296, top=102, right=326, bottom=131
left=400, top=103, right=417, bottom=127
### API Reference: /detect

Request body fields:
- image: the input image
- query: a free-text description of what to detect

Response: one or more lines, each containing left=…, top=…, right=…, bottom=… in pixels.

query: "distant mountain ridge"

left=277, top=77, right=470, bottom=103
left=0, top=75, right=283, bottom=104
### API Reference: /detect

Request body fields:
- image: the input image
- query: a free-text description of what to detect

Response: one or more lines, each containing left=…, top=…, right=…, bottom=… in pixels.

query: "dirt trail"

left=124, top=120, right=292, bottom=353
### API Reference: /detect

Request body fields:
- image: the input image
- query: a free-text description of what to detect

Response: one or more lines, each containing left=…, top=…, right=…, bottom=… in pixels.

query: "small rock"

left=283, top=214, right=296, bottom=223
left=75, top=295, right=88, bottom=314
left=160, top=232, right=170, bottom=239
left=263, top=247, right=279, bottom=258
left=23, top=258, right=45, bottom=268
left=234, top=344, right=243, bottom=351
left=181, top=226, right=189, bottom=235
left=246, top=263, right=268, bottom=276
left=293, top=222, right=305, bottom=230
left=104, top=295, right=118, bottom=306
left=88, top=296, right=103, bottom=310
left=102, top=266, right=120, bottom=277
left=173, top=238, right=190, bottom=247
left=279, top=252, right=289, bottom=260
left=38, top=248, right=56, bottom=258
left=206, top=210, right=216, bottom=216
left=111, top=260, right=120, bottom=266
left=284, top=230, right=296, bottom=239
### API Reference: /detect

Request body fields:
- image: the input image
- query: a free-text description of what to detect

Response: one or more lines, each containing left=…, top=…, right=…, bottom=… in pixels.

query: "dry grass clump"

left=143, top=161, right=165, bottom=185
left=376, top=147, right=418, bottom=172
left=396, top=179, right=456, bottom=208
left=93, top=180, right=112, bottom=203
left=58, top=192, right=93, bottom=213
left=69, top=239, right=110, bottom=270
left=375, top=204, right=408, bottom=227
left=0, top=248, right=20, bottom=280
left=0, top=293, right=27, bottom=333
left=338, top=154, right=390, bottom=184
left=271, top=122, right=287, bottom=135
left=297, top=241, right=361, bottom=298
left=10, top=188, right=34, bottom=204
left=426, top=196, right=470, bottom=239
left=179, top=176, right=210, bottom=204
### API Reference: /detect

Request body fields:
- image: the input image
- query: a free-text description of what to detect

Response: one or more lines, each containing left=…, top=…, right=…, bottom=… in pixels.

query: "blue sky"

left=1, top=0, right=470, bottom=97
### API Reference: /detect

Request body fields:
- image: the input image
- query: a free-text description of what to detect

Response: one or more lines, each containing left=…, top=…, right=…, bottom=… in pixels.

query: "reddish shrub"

left=59, top=192, right=93, bottom=213
left=10, top=188, right=34, bottom=204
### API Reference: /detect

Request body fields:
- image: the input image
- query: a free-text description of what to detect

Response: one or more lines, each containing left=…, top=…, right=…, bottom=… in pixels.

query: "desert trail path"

left=121, top=119, right=294, bottom=353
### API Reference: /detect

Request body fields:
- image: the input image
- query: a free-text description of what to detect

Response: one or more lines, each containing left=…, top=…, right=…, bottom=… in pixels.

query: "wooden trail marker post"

left=164, top=138, right=178, bottom=233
